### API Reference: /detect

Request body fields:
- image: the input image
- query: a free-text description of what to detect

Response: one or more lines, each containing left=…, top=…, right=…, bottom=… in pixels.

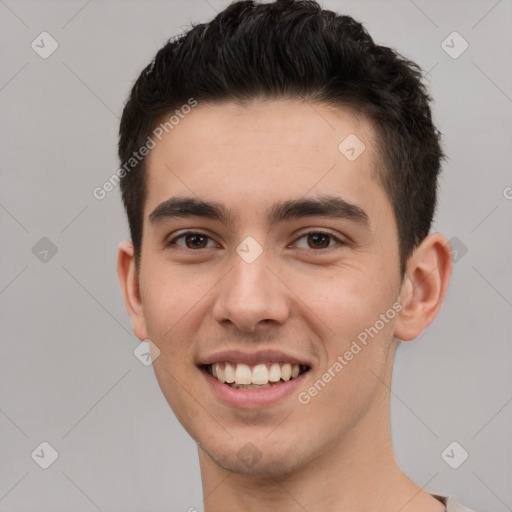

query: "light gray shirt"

left=433, top=494, right=476, bottom=512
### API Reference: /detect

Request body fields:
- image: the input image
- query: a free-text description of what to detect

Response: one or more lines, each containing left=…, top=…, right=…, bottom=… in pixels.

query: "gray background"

left=1, top=0, right=511, bottom=511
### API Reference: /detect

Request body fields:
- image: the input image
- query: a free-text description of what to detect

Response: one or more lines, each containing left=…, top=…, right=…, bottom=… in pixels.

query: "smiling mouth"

left=203, top=362, right=311, bottom=389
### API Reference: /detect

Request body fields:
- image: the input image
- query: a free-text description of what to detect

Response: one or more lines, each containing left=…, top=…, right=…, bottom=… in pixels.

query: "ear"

left=117, top=241, right=148, bottom=341
left=393, top=233, right=453, bottom=341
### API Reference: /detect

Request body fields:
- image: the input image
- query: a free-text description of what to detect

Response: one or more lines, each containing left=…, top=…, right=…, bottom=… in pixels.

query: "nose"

left=212, top=250, right=290, bottom=333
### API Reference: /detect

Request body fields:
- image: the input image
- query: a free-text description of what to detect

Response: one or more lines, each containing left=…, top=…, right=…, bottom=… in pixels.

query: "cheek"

left=291, top=264, right=385, bottom=336
left=141, top=260, right=195, bottom=324
left=291, top=263, right=398, bottom=378
left=141, top=271, right=204, bottom=420
left=294, top=318, right=395, bottom=434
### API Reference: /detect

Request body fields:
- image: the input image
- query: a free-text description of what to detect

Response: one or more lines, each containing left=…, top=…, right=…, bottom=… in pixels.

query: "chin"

left=202, top=436, right=313, bottom=478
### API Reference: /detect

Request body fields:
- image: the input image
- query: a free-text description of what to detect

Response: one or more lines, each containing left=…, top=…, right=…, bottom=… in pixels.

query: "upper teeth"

left=211, top=362, right=302, bottom=385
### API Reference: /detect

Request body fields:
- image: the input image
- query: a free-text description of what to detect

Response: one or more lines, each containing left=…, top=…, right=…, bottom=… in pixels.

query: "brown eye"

left=168, top=232, right=216, bottom=249
left=294, top=231, right=343, bottom=250
left=184, top=233, right=208, bottom=248
left=307, top=232, right=330, bottom=249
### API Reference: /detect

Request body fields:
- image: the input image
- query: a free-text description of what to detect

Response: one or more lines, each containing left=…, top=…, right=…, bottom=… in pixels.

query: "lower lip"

left=201, top=367, right=309, bottom=408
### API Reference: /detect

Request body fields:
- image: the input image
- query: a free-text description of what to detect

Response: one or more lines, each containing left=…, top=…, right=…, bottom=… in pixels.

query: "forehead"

left=143, top=99, right=390, bottom=230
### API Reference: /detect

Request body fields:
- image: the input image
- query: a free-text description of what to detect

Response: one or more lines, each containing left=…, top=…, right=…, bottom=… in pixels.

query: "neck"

left=198, top=361, right=445, bottom=512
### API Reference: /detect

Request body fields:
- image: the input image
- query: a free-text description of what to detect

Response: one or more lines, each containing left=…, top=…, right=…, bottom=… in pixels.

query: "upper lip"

left=198, top=349, right=312, bottom=367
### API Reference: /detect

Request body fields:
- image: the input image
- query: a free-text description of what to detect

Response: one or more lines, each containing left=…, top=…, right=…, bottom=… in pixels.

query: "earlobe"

left=393, top=233, right=453, bottom=342
left=117, top=241, right=148, bottom=341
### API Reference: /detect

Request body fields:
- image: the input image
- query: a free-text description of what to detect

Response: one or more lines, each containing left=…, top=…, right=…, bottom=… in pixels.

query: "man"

left=117, top=1, right=474, bottom=510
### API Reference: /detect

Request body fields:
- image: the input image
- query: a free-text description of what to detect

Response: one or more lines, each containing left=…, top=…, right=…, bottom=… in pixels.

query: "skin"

left=118, top=99, right=452, bottom=511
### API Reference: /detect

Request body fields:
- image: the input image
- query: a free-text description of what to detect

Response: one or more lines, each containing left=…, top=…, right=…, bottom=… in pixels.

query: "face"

left=128, top=99, right=407, bottom=476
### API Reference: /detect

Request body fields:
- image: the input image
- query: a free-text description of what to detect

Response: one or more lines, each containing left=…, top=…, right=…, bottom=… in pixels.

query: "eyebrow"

left=148, top=195, right=370, bottom=229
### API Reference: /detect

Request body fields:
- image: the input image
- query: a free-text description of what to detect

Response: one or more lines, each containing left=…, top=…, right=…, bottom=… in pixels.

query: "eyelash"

left=167, top=230, right=346, bottom=251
